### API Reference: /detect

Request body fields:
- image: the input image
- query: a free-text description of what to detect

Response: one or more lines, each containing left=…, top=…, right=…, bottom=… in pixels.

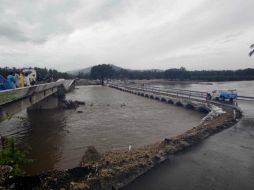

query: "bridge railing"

left=127, top=84, right=254, bottom=102
left=109, top=83, right=240, bottom=110
left=0, top=80, right=65, bottom=106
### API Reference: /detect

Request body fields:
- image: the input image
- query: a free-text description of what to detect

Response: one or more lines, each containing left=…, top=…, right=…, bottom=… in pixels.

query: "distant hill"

left=67, top=64, right=163, bottom=76
left=67, top=67, right=91, bottom=76
left=67, top=64, right=123, bottom=76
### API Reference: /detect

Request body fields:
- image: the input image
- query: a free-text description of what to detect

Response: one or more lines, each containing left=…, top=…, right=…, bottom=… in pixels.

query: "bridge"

left=0, top=79, right=75, bottom=122
left=108, top=83, right=242, bottom=113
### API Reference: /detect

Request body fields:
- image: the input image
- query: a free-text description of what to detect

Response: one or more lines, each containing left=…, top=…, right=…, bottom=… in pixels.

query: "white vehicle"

left=22, top=68, right=37, bottom=86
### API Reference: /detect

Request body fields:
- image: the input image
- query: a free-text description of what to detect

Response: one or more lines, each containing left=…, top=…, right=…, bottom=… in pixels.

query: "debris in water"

left=76, top=109, right=83, bottom=113
left=61, top=100, right=86, bottom=109
left=201, top=105, right=225, bottom=123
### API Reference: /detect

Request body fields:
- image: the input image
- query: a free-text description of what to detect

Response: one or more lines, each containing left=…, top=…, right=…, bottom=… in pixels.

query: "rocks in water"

left=164, top=138, right=172, bottom=144
left=80, top=146, right=101, bottom=166
left=61, top=100, right=86, bottom=109
left=152, top=155, right=161, bottom=164
left=76, top=109, right=83, bottom=113
left=75, top=100, right=85, bottom=105
left=120, top=103, right=126, bottom=107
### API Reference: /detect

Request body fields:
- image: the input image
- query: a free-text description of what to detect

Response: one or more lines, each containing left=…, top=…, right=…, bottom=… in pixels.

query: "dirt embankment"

left=1, top=106, right=241, bottom=190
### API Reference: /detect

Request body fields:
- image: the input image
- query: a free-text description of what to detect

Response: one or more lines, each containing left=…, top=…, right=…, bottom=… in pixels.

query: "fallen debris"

left=61, top=100, right=86, bottom=109
left=201, top=105, right=225, bottom=123
left=76, top=109, right=83, bottom=113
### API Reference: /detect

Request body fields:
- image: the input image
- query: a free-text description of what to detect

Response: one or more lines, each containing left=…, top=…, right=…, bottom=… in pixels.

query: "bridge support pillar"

left=28, top=94, right=59, bottom=111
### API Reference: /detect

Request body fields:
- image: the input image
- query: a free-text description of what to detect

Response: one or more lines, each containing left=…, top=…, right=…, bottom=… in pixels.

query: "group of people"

left=0, top=72, right=36, bottom=91
left=6, top=72, right=26, bottom=89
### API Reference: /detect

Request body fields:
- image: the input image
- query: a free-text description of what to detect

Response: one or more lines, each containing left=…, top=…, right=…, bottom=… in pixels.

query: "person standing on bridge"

left=7, top=72, right=16, bottom=89
left=15, top=73, right=20, bottom=88
left=19, top=72, right=25, bottom=88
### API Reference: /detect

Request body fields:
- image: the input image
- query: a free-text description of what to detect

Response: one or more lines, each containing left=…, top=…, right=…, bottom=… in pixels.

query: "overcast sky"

left=0, top=0, right=253, bottom=71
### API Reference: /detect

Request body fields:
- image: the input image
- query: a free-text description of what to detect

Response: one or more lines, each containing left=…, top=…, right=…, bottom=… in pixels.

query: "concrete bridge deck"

left=0, top=79, right=75, bottom=121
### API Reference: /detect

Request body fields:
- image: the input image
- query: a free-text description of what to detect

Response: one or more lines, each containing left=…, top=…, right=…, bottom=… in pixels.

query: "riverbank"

left=1, top=105, right=241, bottom=189
left=123, top=101, right=254, bottom=190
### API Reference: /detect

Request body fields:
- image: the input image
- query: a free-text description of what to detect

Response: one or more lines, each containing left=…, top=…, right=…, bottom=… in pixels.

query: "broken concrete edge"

left=59, top=99, right=86, bottom=110
left=1, top=106, right=242, bottom=190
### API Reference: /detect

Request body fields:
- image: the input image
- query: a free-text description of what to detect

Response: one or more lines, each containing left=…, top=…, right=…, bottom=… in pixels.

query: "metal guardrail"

left=238, top=95, right=254, bottom=101
left=109, top=84, right=240, bottom=110
left=0, top=80, right=74, bottom=106
left=131, top=85, right=254, bottom=102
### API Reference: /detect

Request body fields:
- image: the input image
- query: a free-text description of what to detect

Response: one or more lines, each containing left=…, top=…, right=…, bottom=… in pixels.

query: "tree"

left=249, top=44, right=254, bottom=57
left=90, top=64, right=114, bottom=85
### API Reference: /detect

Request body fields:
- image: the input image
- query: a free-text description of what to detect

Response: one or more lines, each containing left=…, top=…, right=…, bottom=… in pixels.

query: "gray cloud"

left=0, top=0, right=253, bottom=71
left=0, top=21, right=28, bottom=42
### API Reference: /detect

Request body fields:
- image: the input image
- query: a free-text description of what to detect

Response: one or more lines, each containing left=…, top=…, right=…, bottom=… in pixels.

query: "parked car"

left=207, top=90, right=238, bottom=102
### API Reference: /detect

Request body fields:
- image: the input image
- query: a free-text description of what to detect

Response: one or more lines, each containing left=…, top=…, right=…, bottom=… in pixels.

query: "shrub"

left=0, top=136, right=33, bottom=176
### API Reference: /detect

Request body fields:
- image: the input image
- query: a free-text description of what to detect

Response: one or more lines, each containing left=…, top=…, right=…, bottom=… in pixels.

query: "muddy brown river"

left=0, top=85, right=204, bottom=174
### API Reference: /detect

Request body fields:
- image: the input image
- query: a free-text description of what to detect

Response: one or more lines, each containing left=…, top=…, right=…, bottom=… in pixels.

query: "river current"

left=0, top=85, right=204, bottom=174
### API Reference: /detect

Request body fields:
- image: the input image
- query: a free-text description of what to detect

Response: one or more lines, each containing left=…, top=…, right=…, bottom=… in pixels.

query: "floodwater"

left=147, top=80, right=254, bottom=96
left=123, top=81, right=254, bottom=190
left=0, top=85, right=203, bottom=174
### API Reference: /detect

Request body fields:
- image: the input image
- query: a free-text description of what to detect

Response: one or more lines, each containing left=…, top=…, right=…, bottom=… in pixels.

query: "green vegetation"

left=0, top=67, right=72, bottom=81
left=90, top=64, right=114, bottom=85
left=0, top=136, right=33, bottom=176
left=81, top=66, right=254, bottom=81
left=1, top=65, right=254, bottom=82
left=35, top=67, right=72, bottom=82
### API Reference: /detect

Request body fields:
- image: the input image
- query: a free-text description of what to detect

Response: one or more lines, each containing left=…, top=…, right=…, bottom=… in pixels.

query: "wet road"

left=0, top=85, right=203, bottom=174
left=123, top=82, right=254, bottom=190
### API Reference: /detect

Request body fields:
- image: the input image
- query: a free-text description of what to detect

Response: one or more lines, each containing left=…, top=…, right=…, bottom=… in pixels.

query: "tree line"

left=0, top=67, right=72, bottom=82
left=87, top=64, right=254, bottom=82
left=2, top=65, right=254, bottom=83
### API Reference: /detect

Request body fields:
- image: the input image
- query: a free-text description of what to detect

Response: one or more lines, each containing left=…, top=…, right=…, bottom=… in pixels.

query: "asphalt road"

left=122, top=101, right=254, bottom=190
